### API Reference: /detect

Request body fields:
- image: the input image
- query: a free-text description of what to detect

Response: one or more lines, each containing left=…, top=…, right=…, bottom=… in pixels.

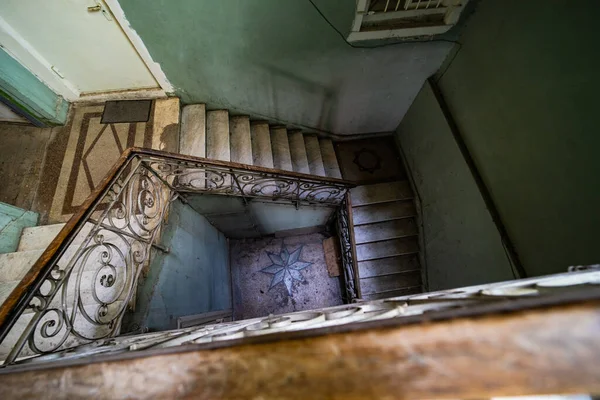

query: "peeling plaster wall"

left=433, top=0, right=600, bottom=277
left=395, top=81, right=514, bottom=291
left=397, top=0, right=600, bottom=281
left=125, top=202, right=230, bottom=332
left=117, top=0, right=452, bottom=135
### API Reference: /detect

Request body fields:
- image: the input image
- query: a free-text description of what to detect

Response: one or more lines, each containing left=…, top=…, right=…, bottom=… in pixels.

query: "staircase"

left=180, top=105, right=342, bottom=178
left=0, top=103, right=345, bottom=326
left=350, top=181, right=423, bottom=300
left=0, top=224, right=63, bottom=308
left=0, top=222, right=128, bottom=358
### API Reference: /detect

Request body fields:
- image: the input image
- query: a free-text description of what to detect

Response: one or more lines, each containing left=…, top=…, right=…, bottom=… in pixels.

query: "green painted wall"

left=433, top=0, right=600, bottom=277
left=0, top=48, right=68, bottom=126
left=117, top=0, right=452, bottom=135
left=0, top=202, right=38, bottom=254
left=395, top=82, right=514, bottom=290
left=124, top=202, right=230, bottom=332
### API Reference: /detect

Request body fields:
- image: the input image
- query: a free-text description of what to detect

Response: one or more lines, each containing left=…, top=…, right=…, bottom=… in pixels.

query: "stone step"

left=0, top=268, right=126, bottom=315
left=304, top=135, right=326, bottom=177
left=358, top=254, right=420, bottom=278
left=229, top=116, right=253, bottom=165
left=319, top=139, right=342, bottom=179
left=355, top=237, right=419, bottom=262
left=351, top=181, right=413, bottom=207
left=354, top=218, right=417, bottom=244
left=288, top=131, right=310, bottom=174
left=360, top=286, right=421, bottom=301
left=180, top=104, right=206, bottom=158
left=0, top=280, right=20, bottom=307
left=360, top=271, right=422, bottom=295
left=18, top=222, right=101, bottom=252
left=270, top=127, right=293, bottom=171
left=352, top=200, right=416, bottom=226
left=18, top=224, right=65, bottom=252
left=5, top=223, right=129, bottom=285
left=250, top=122, right=274, bottom=168
left=206, top=110, right=230, bottom=162
left=0, top=250, right=44, bottom=283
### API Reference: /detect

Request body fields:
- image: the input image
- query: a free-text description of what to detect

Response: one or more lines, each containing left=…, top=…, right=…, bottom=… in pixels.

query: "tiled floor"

left=230, top=233, right=344, bottom=320
left=47, top=99, right=179, bottom=222
left=0, top=124, right=52, bottom=211
left=0, top=98, right=180, bottom=223
left=335, top=136, right=407, bottom=184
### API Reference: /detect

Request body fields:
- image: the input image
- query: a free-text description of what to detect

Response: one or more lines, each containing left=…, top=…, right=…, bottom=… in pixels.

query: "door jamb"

left=0, top=1, right=173, bottom=104
left=103, top=0, right=174, bottom=95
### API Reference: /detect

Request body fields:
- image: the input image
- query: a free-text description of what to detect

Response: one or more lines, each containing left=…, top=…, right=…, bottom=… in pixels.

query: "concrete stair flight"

left=0, top=223, right=132, bottom=308
left=179, top=105, right=342, bottom=179
left=0, top=223, right=131, bottom=360
left=350, top=181, right=423, bottom=300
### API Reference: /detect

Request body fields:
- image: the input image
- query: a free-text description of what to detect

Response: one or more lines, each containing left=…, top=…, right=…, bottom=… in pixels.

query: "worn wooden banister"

left=0, top=294, right=599, bottom=398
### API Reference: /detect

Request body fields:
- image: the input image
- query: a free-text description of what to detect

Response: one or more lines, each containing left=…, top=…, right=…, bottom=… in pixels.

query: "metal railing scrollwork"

left=143, top=156, right=350, bottom=206
left=337, top=195, right=359, bottom=302
left=3, top=268, right=599, bottom=369
left=0, top=148, right=355, bottom=366
left=0, top=155, right=174, bottom=365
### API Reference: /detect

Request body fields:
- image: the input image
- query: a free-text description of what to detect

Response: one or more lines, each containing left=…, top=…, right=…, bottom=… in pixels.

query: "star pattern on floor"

left=260, top=246, right=312, bottom=295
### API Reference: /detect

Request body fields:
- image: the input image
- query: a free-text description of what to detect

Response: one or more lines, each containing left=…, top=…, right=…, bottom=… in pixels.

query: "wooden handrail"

left=136, top=148, right=356, bottom=185
left=0, top=294, right=599, bottom=396
left=0, top=148, right=356, bottom=341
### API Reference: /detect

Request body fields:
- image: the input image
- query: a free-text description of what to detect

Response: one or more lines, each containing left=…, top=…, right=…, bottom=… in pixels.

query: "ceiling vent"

left=348, top=0, right=469, bottom=42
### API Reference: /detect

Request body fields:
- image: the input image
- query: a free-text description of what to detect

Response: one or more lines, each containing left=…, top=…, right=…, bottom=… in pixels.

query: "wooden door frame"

left=0, top=1, right=173, bottom=104
left=103, top=0, right=174, bottom=95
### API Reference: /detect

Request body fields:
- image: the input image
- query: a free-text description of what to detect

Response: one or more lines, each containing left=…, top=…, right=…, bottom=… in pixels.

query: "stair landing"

left=229, top=232, right=343, bottom=320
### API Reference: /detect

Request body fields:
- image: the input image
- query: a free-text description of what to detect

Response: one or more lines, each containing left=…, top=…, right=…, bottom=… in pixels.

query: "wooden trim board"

left=0, top=300, right=598, bottom=399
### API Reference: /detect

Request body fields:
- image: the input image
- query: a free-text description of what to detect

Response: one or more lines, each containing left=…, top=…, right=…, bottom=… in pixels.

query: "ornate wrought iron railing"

left=2, top=267, right=599, bottom=370
left=337, top=194, right=360, bottom=302
left=0, top=148, right=355, bottom=366
left=143, top=152, right=352, bottom=207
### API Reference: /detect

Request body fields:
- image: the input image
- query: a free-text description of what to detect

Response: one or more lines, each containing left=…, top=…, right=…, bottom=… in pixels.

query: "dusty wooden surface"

left=323, top=236, right=341, bottom=277
left=1, top=301, right=599, bottom=399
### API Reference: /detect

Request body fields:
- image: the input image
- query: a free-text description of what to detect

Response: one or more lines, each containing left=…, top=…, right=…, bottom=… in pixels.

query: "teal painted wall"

left=395, top=82, right=514, bottom=290
left=117, top=0, right=452, bottom=135
left=249, top=202, right=334, bottom=234
left=431, top=0, right=600, bottom=277
left=186, top=194, right=335, bottom=238
left=0, top=48, right=68, bottom=126
left=125, top=202, right=230, bottom=332
left=0, top=202, right=38, bottom=254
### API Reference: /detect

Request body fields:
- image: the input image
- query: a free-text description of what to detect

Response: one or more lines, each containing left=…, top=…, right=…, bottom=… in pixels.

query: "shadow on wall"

left=395, top=80, right=515, bottom=291
left=123, top=201, right=231, bottom=332
left=433, top=0, right=600, bottom=277
left=251, top=60, right=338, bottom=131
left=118, top=0, right=453, bottom=135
